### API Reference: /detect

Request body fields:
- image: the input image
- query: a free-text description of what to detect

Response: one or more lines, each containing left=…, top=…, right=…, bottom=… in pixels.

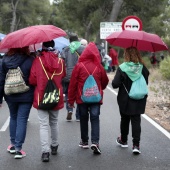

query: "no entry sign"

left=122, top=16, right=143, bottom=31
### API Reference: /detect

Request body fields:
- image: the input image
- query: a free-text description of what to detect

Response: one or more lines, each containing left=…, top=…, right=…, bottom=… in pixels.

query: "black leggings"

left=120, top=112, right=141, bottom=146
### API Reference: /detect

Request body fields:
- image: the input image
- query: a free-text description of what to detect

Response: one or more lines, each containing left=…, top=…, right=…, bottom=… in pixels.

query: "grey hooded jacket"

left=61, top=45, right=85, bottom=83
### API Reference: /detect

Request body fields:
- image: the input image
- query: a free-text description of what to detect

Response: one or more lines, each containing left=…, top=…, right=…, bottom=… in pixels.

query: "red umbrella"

left=106, top=30, right=168, bottom=52
left=0, top=25, right=66, bottom=50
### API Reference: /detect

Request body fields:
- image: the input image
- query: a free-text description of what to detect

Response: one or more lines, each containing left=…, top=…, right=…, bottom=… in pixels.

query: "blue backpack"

left=81, top=63, right=102, bottom=103
left=123, top=75, right=148, bottom=100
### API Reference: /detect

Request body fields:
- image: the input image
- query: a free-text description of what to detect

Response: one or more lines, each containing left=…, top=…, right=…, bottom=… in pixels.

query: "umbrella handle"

left=34, top=44, right=36, bottom=52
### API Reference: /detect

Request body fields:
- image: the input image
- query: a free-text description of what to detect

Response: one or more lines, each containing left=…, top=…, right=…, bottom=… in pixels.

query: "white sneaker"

left=132, top=146, right=141, bottom=154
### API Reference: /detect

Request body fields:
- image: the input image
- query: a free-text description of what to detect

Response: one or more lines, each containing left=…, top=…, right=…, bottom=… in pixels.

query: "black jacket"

left=112, top=65, right=149, bottom=115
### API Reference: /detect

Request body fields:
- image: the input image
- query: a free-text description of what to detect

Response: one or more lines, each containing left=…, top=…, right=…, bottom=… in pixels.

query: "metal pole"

left=105, top=41, right=108, bottom=54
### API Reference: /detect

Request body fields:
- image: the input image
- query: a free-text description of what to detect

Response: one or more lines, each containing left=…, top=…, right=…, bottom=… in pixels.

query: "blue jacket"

left=0, top=54, right=35, bottom=104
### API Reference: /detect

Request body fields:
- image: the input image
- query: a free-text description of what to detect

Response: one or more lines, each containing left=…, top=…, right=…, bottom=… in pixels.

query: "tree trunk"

left=10, top=0, right=20, bottom=32
left=109, top=0, right=124, bottom=22
left=84, top=21, right=92, bottom=42
left=95, top=0, right=124, bottom=45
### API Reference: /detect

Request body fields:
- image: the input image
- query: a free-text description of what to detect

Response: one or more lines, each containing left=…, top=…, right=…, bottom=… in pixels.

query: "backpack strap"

left=81, top=63, right=97, bottom=75
left=53, top=58, right=63, bottom=77
left=75, top=51, right=80, bottom=58
left=39, top=57, right=56, bottom=80
left=122, top=83, right=129, bottom=94
left=80, top=62, right=100, bottom=94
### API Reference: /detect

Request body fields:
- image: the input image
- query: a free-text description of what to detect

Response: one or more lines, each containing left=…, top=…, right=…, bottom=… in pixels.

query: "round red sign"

left=122, top=16, right=143, bottom=31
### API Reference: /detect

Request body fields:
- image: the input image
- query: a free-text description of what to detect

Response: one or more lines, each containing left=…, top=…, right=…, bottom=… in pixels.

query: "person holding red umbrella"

left=112, top=47, right=149, bottom=154
left=0, top=47, right=35, bottom=159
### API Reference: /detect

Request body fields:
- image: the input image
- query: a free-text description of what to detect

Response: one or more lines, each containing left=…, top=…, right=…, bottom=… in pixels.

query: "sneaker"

left=91, top=144, right=101, bottom=154
left=116, top=137, right=128, bottom=148
left=14, top=150, right=26, bottom=159
left=76, top=118, right=80, bottom=122
left=41, top=152, right=50, bottom=162
left=51, top=145, right=58, bottom=155
left=66, top=111, right=72, bottom=121
left=133, top=146, right=141, bottom=154
left=7, top=145, right=15, bottom=154
left=79, top=141, right=89, bottom=149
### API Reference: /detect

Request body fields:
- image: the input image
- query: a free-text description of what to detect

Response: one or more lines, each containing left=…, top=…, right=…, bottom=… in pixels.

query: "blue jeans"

left=65, top=93, right=80, bottom=119
left=7, top=102, right=32, bottom=151
left=65, top=93, right=73, bottom=113
left=78, top=103, right=100, bottom=144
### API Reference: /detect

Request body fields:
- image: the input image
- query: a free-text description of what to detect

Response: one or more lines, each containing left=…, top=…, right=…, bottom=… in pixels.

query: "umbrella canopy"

left=0, top=25, right=66, bottom=50
left=0, top=33, right=6, bottom=41
left=54, top=37, right=70, bottom=52
left=106, top=30, right=168, bottom=52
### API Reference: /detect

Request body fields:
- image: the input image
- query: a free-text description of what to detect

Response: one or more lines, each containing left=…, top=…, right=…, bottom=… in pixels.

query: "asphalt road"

left=0, top=85, right=170, bottom=170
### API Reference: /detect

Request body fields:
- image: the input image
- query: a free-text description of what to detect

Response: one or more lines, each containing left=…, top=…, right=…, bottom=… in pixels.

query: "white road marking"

left=107, top=86, right=170, bottom=139
left=1, top=86, right=169, bottom=139
left=0, top=116, right=10, bottom=132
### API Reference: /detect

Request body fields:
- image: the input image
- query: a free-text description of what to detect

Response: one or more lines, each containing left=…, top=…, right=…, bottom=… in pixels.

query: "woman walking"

left=68, top=42, right=109, bottom=154
left=112, top=47, right=149, bottom=154
left=0, top=47, right=35, bottom=159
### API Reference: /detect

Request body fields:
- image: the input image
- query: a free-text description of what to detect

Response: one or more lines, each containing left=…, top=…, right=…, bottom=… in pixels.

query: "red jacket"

left=68, top=42, right=109, bottom=105
left=109, top=48, right=119, bottom=65
left=29, top=51, right=66, bottom=110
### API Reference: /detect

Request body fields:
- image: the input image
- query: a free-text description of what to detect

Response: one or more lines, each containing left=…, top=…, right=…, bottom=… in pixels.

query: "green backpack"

left=123, top=75, right=148, bottom=100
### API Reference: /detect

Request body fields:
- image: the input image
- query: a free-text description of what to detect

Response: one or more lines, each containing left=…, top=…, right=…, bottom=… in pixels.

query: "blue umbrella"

left=0, top=33, right=6, bottom=54
left=54, top=37, right=70, bottom=52
left=0, top=33, right=6, bottom=41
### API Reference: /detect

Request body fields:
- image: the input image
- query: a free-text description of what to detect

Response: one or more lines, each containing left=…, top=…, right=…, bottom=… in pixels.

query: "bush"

left=160, top=57, right=170, bottom=80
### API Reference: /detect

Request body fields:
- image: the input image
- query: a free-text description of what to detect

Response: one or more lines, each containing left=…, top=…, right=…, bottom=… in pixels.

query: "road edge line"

left=0, top=116, right=10, bottom=132
left=107, top=86, right=170, bottom=139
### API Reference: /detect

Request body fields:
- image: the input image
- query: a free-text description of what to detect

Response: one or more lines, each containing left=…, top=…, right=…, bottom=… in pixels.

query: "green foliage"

left=121, top=0, right=167, bottom=32
left=0, top=0, right=169, bottom=47
left=0, top=0, right=52, bottom=33
left=52, top=0, right=112, bottom=40
left=142, top=55, right=153, bottom=69
left=160, top=57, right=170, bottom=80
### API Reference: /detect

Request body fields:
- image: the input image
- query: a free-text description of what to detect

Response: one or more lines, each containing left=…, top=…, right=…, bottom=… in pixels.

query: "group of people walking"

left=0, top=33, right=149, bottom=162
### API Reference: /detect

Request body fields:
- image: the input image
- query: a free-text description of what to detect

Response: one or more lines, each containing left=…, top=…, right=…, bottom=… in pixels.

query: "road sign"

left=100, top=22, right=122, bottom=39
left=122, top=16, right=143, bottom=31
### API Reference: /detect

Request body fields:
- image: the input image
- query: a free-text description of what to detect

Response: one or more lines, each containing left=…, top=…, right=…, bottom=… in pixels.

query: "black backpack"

left=38, top=57, right=63, bottom=110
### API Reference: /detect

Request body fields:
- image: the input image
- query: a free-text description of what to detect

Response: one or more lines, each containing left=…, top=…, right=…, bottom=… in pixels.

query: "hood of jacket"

left=69, top=41, right=81, bottom=53
left=78, top=42, right=101, bottom=66
left=3, top=53, right=29, bottom=69
left=40, top=51, right=61, bottom=73
left=119, top=62, right=143, bottom=81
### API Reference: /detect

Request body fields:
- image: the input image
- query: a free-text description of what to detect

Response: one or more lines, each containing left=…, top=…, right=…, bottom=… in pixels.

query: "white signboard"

left=100, top=22, right=122, bottom=39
